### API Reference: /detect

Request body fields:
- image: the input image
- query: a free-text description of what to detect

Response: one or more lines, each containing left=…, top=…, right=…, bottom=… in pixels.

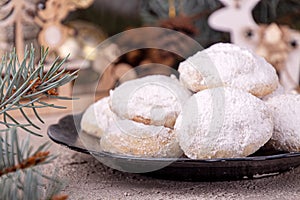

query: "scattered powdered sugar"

left=266, top=94, right=300, bottom=152
left=178, top=43, right=278, bottom=97
left=175, top=87, right=273, bottom=159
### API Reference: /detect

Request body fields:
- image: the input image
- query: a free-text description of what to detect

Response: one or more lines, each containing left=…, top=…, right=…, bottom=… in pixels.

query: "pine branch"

left=0, top=46, right=77, bottom=199
left=0, top=129, right=67, bottom=200
left=0, top=129, right=52, bottom=174
left=0, top=151, right=50, bottom=176
left=0, top=46, right=78, bottom=135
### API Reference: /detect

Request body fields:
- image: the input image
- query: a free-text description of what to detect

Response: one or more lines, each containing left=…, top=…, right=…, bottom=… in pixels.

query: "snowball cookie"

left=266, top=94, right=300, bottom=152
left=81, top=97, right=115, bottom=138
left=178, top=43, right=278, bottom=97
left=110, top=75, right=192, bottom=128
left=175, top=87, right=273, bottom=159
left=100, top=119, right=183, bottom=158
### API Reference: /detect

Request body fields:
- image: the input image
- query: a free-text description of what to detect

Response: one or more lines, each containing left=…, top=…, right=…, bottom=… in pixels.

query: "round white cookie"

left=100, top=119, right=183, bottom=158
left=175, top=87, right=273, bottom=159
left=266, top=94, right=300, bottom=152
left=110, top=75, right=191, bottom=128
left=80, top=97, right=115, bottom=138
left=178, top=43, right=278, bottom=97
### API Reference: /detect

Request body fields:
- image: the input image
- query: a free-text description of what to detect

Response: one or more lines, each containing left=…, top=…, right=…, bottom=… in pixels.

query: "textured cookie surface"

left=178, top=43, right=278, bottom=97
left=110, top=75, right=191, bottom=128
left=266, top=94, right=300, bottom=152
left=81, top=97, right=115, bottom=138
left=100, top=119, right=183, bottom=158
left=175, top=87, right=273, bottom=159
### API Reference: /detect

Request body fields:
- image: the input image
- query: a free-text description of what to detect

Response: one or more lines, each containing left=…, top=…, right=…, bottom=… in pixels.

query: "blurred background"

left=2, top=0, right=300, bottom=95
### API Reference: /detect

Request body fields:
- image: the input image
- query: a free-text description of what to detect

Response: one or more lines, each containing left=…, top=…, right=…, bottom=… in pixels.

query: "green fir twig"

left=0, top=46, right=76, bottom=200
left=0, top=46, right=78, bottom=135
left=0, top=129, right=66, bottom=200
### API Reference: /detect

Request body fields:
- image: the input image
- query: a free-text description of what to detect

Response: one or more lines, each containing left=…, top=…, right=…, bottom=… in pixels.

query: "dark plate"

left=47, top=114, right=300, bottom=181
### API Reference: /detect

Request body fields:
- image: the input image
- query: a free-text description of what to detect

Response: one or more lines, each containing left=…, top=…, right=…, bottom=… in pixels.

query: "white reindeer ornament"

left=209, top=0, right=261, bottom=49
left=208, top=0, right=300, bottom=91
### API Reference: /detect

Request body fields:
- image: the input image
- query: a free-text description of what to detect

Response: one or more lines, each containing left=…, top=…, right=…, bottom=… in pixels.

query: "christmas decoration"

left=208, top=0, right=260, bottom=49
left=35, top=0, right=119, bottom=86
left=208, top=0, right=300, bottom=90
left=58, top=20, right=107, bottom=60
left=0, top=0, right=39, bottom=60
left=255, top=23, right=300, bottom=89
left=35, top=0, right=94, bottom=57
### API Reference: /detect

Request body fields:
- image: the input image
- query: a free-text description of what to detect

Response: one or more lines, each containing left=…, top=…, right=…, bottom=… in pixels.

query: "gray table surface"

left=21, top=112, right=300, bottom=200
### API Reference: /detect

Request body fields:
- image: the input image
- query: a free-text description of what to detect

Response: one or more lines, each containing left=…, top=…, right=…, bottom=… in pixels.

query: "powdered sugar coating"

left=178, top=43, right=278, bottom=97
left=175, top=87, right=273, bottom=159
left=100, top=119, right=182, bottom=158
left=81, top=97, right=115, bottom=137
left=110, top=75, right=192, bottom=128
left=266, top=94, right=300, bottom=152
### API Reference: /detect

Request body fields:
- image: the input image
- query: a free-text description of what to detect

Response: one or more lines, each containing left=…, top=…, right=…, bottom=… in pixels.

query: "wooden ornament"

left=0, top=0, right=38, bottom=60
left=35, top=0, right=94, bottom=55
left=254, top=24, right=300, bottom=90
left=256, top=23, right=289, bottom=73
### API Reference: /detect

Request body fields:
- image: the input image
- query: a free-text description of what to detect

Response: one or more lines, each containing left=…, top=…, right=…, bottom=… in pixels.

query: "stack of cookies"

left=81, top=75, right=191, bottom=158
left=81, top=43, right=300, bottom=159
